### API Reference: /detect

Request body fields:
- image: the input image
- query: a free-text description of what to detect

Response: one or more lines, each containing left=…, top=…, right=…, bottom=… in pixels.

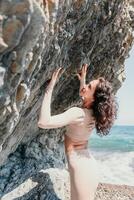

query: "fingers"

left=76, top=63, right=88, bottom=79
left=78, top=63, right=88, bottom=73
left=52, top=67, right=63, bottom=79
left=56, top=67, right=63, bottom=77
left=76, top=73, right=81, bottom=80
left=82, top=63, right=88, bottom=72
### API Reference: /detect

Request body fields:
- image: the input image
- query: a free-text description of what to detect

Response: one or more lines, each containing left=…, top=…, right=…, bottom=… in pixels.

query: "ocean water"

left=88, top=125, right=134, bottom=186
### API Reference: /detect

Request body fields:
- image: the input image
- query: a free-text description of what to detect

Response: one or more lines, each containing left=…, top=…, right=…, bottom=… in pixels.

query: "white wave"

left=91, top=150, right=134, bottom=186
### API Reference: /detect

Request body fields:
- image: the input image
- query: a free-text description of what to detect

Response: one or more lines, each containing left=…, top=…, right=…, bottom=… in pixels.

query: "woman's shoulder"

left=69, top=106, right=92, bottom=114
left=68, top=106, right=86, bottom=116
left=66, top=106, right=94, bottom=120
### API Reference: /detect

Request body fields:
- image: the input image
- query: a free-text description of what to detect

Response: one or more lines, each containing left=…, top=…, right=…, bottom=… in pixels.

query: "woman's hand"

left=76, top=63, right=88, bottom=81
left=76, top=64, right=88, bottom=93
left=47, top=67, right=63, bottom=89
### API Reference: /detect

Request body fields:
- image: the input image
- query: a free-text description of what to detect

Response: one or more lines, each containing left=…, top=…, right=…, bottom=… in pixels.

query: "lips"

left=79, top=87, right=86, bottom=100
left=80, top=96, right=84, bottom=100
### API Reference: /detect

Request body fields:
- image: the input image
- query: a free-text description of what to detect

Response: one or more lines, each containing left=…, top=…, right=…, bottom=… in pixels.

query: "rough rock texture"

left=0, top=0, right=134, bottom=199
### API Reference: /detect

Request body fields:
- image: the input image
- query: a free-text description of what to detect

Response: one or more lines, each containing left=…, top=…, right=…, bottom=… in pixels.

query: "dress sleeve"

left=38, top=85, right=85, bottom=129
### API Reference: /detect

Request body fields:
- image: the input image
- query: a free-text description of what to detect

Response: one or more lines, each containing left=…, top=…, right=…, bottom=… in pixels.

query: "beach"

left=64, top=168, right=134, bottom=200
left=89, top=126, right=134, bottom=186
left=64, top=174, right=134, bottom=200
left=95, top=183, right=134, bottom=200
left=64, top=126, right=134, bottom=199
left=90, top=126, right=134, bottom=200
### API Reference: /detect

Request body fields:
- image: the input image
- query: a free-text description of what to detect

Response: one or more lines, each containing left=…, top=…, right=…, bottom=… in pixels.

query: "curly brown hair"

left=91, top=77, right=118, bottom=136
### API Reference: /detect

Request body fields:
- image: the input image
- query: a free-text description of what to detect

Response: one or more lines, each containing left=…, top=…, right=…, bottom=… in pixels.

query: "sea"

left=89, top=125, right=134, bottom=186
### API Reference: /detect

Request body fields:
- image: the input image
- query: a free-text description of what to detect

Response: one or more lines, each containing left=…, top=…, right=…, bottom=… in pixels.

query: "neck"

left=82, top=101, right=91, bottom=109
left=81, top=96, right=94, bottom=109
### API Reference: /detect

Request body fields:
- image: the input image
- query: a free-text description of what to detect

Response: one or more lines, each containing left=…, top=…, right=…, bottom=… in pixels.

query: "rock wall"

left=0, top=0, right=134, bottom=199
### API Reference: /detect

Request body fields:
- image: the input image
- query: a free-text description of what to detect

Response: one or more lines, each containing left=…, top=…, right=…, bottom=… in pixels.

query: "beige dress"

left=65, top=108, right=100, bottom=200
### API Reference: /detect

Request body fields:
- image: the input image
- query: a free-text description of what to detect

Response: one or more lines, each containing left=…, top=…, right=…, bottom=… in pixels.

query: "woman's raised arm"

left=38, top=105, right=85, bottom=129
left=37, top=67, right=85, bottom=129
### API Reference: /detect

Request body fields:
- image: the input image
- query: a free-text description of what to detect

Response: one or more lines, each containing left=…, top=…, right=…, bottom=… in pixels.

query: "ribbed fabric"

left=65, top=108, right=95, bottom=142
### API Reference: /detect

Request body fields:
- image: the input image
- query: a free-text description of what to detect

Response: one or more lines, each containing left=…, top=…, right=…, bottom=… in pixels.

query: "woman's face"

left=79, top=79, right=100, bottom=104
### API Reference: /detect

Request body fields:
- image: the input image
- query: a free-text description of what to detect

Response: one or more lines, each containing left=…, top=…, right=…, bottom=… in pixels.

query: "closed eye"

left=88, top=83, right=92, bottom=89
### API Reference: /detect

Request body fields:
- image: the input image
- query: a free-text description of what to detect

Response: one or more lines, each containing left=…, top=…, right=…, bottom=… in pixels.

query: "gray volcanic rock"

left=0, top=0, right=134, bottom=199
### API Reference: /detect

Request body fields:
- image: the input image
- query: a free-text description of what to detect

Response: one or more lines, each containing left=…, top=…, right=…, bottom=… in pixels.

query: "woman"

left=38, top=64, right=117, bottom=200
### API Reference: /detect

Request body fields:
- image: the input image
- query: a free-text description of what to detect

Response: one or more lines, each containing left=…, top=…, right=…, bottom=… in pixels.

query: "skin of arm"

left=37, top=68, right=85, bottom=129
left=79, top=78, right=86, bottom=92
